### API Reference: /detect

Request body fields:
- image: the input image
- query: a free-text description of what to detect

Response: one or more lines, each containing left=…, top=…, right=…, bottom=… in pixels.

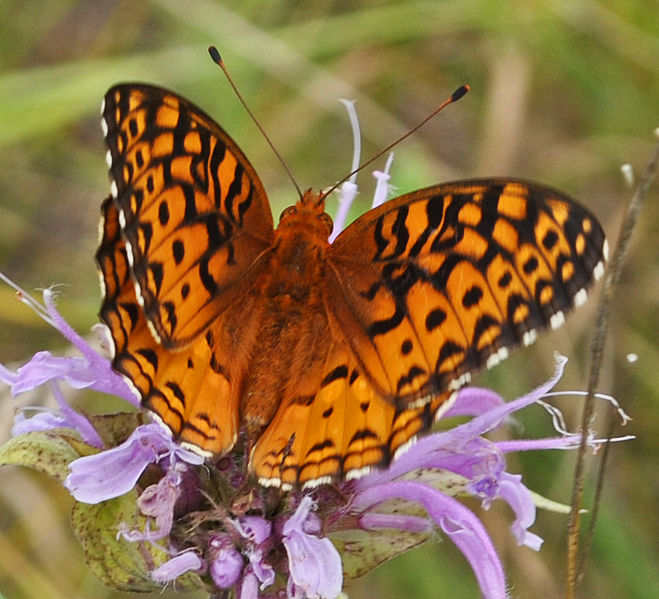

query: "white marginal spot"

left=574, top=288, right=588, bottom=307
left=431, top=390, right=459, bottom=423
left=101, top=116, right=108, bottom=137
left=146, top=316, right=162, bottom=343
left=105, top=149, right=113, bottom=168
left=602, top=239, right=610, bottom=262
left=121, top=372, right=144, bottom=404
left=344, top=466, right=372, bottom=481
left=110, top=180, right=118, bottom=199
left=522, top=329, right=538, bottom=346
left=302, top=475, right=333, bottom=489
left=626, top=352, right=638, bottom=363
left=97, top=270, right=107, bottom=301
left=448, top=372, right=471, bottom=391
left=550, top=311, right=565, bottom=330
left=409, top=392, right=433, bottom=409
left=179, top=439, right=213, bottom=460
left=485, top=347, right=508, bottom=370
left=97, top=213, right=106, bottom=245
left=118, top=209, right=126, bottom=229
left=593, top=260, right=605, bottom=281
left=393, top=435, right=418, bottom=460
left=258, top=477, right=282, bottom=488
left=125, top=244, right=135, bottom=270
left=486, top=352, right=501, bottom=370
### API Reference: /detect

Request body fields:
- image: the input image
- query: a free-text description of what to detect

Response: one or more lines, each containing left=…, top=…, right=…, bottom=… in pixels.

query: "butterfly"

left=96, top=83, right=607, bottom=490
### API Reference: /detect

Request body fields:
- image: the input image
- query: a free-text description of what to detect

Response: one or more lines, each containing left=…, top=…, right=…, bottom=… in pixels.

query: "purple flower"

left=151, top=550, right=204, bottom=583
left=283, top=497, right=343, bottom=599
left=0, top=284, right=138, bottom=420
left=0, top=123, right=629, bottom=599
left=65, top=422, right=203, bottom=504
left=0, top=275, right=630, bottom=599
left=209, top=534, right=244, bottom=588
left=12, top=382, right=103, bottom=448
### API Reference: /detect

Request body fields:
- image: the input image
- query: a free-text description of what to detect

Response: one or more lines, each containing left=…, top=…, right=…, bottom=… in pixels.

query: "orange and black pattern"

left=98, top=84, right=607, bottom=489
left=326, top=180, right=607, bottom=403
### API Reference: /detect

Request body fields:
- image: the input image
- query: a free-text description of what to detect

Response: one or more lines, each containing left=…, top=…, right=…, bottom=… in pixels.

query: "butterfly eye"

left=320, top=212, right=334, bottom=235
left=279, top=205, right=298, bottom=222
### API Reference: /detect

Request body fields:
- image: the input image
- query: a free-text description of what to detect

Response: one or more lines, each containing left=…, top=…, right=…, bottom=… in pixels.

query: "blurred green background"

left=0, top=1, right=657, bottom=598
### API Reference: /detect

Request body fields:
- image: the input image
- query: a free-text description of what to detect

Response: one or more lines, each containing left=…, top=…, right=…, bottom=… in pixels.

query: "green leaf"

left=86, top=411, right=147, bottom=447
left=0, top=429, right=88, bottom=483
left=71, top=492, right=205, bottom=593
left=331, top=527, right=430, bottom=579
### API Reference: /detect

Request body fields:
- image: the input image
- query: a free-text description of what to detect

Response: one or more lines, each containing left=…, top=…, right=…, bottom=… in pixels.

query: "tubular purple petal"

left=42, top=290, right=139, bottom=405
left=359, top=512, right=432, bottom=533
left=65, top=423, right=183, bottom=503
left=498, top=472, right=543, bottom=550
left=150, top=550, right=204, bottom=583
left=440, top=387, right=505, bottom=419
left=496, top=435, right=584, bottom=453
left=50, top=383, right=104, bottom=447
left=283, top=496, right=343, bottom=599
left=352, top=480, right=506, bottom=599
left=209, top=534, right=244, bottom=588
left=239, top=571, right=259, bottom=599
left=7, top=352, right=94, bottom=394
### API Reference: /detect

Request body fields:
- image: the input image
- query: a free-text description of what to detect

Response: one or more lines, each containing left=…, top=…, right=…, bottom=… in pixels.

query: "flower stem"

left=566, top=132, right=659, bottom=598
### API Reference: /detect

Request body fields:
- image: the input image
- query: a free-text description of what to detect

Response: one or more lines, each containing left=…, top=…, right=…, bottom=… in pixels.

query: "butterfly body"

left=98, top=84, right=607, bottom=489
left=209, top=190, right=333, bottom=436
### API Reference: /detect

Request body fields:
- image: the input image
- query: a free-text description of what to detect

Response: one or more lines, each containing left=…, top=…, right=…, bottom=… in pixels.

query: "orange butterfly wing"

left=97, top=197, right=242, bottom=453
left=249, top=180, right=606, bottom=488
left=250, top=336, right=451, bottom=489
left=325, top=181, right=607, bottom=405
left=99, top=84, right=275, bottom=455
left=102, top=84, right=274, bottom=348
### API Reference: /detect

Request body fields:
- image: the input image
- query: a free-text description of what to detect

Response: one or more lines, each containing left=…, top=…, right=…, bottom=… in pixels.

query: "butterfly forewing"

left=327, top=180, right=607, bottom=405
left=102, top=84, right=275, bottom=348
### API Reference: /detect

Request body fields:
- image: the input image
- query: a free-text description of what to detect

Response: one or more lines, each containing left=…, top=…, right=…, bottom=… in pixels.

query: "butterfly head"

left=276, top=189, right=334, bottom=242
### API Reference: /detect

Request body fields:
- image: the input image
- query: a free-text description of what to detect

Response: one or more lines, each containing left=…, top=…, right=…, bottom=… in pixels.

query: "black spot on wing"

left=462, top=285, right=483, bottom=308
left=306, top=439, right=335, bottom=456
left=137, top=348, right=158, bottom=370
left=396, top=365, right=427, bottom=393
left=425, top=308, right=447, bottom=331
left=320, top=365, right=349, bottom=388
left=367, top=303, right=406, bottom=338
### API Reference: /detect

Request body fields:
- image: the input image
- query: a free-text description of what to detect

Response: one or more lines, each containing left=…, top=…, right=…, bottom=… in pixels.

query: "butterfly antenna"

left=208, top=46, right=303, bottom=199
left=321, top=84, right=470, bottom=200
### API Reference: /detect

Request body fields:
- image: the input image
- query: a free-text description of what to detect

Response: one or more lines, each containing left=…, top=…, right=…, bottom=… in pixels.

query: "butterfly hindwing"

left=326, top=180, right=607, bottom=405
left=250, top=333, right=455, bottom=489
left=102, top=84, right=275, bottom=348
left=97, top=197, right=240, bottom=454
